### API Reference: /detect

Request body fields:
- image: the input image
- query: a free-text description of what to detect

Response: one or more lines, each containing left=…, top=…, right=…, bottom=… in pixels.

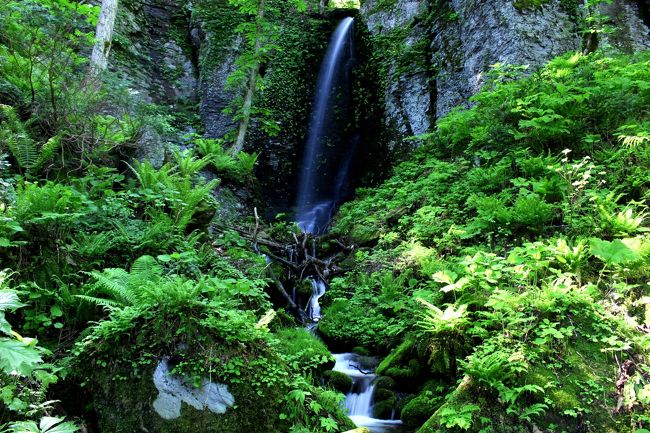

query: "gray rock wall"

left=360, top=0, right=650, bottom=139
left=112, top=0, right=198, bottom=105
left=361, top=0, right=433, bottom=139
left=434, top=0, right=581, bottom=117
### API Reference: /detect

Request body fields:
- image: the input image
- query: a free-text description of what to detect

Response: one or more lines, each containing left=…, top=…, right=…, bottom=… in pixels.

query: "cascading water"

left=296, top=17, right=356, bottom=324
left=306, top=278, right=327, bottom=321
left=333, top=353, right=404, bottom=433
left=295, top=17, right=356, bottom=234
left=292, top=19, right=403, bottom=432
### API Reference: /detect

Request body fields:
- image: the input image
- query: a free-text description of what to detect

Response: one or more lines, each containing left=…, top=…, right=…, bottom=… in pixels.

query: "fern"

left=237, top=151, right=259, bottom=176
left=127, top=159, right=176, bottom=191
left=33, top=134, right=61, bottom=171
left=0, top=105, right=60, bottom=174
left=71, top=232, right=115, bottom=257
left=74, top=294, right=122, bottom=310
left=175, top=150, right=211, bottom=177
left=79, top=256, right=173, bottom=309
left=84, top=268, right=134, bottom=307
left=129, top=255, right=163, bottom=287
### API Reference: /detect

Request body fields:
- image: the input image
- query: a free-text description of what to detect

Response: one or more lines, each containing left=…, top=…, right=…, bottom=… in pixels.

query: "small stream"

left=333, top=354, right=405, bottom=433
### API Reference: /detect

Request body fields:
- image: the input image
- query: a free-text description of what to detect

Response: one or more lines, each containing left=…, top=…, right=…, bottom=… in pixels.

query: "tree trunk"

left=231, top=0, right=265, bottom=154
left=90, top=0, right=119, bottom=73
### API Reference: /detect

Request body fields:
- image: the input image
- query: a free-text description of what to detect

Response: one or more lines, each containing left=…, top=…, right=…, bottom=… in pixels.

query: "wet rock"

left=111, top=0, right=199, bottom=106
left=198, top=35, right=242, bottom=138
left=361, top=0, right=432, bottom=140
left=433, top=0, right=582, bottom=117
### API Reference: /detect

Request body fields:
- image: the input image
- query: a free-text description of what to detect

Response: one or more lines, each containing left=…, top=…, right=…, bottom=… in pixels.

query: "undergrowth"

left=325, top=51, right=650, bottom=433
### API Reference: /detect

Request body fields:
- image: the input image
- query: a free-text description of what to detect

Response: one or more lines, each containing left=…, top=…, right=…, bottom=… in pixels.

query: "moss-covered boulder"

left=273, top=328, right=335, bottom=373
left=373, top=399, right=396, bottom=419
left=374, top=375, right=396, bottom=390
left=323, top=370, right=353, bottom=393
left=376, top=336, right=426, bottom=390
left=352, top=346, right=371, bottom=356
left=401, top=389, right=443, bottom=428
left=372, top=388, right=397, bottom=419
left=73, top=293, right=350, bottom=433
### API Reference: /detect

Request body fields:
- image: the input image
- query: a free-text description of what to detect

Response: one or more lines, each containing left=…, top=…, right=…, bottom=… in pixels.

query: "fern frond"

left=34, top=134, right=62, bottom=171
left=74, top=294, right=121, bottom=310
left=130, top=255, right=163, bottom=288
left=0, top=104, right=37, bottom=172
left=89, top=269, right=135, bottom=305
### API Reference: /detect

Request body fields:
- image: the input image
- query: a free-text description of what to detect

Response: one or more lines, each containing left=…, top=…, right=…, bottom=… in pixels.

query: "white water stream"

left=333, top=353, right=404, bottom=433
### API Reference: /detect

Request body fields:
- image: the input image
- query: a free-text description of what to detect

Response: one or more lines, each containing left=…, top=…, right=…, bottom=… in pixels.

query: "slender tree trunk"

left=232, top=0, right=265, bottom=155
left=90, top=0, right=119, bottom=73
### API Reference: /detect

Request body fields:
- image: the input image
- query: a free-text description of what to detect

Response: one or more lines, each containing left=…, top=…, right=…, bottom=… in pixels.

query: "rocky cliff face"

left=360, top=0, right=650, bottom=138
left=112, top=0, right=198, bottom=106
left=110, top=0, right=649, bottom=215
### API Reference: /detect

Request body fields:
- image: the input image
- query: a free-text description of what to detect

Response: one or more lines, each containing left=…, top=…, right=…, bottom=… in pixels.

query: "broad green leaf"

left=0, top=312, right=12, bottom=335
left=0, top=290, right=24, bottom=311
left=432, top=270, right=457, bottom=285
left=40, top=416, right=78, bottom=433
left=0, top=338, right=43, bottom=375
left=589, top=238, right=641, bottom=265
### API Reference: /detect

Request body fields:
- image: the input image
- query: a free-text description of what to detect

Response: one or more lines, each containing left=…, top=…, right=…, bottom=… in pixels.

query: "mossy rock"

left=374, top=376, right=396, bottom=390
left=401, top=393, right=441, bottom=428
left=378, top=353, right=425, bottom=391
left=352, top=346, right=371, bottom=356
left=376, top=336, right=416, bottom=377
left=374, top=388, right=396, bottom=403
left=295, top=279, right=314, bottom=298
left=396, top=394, right=415, bottom=415
left=323, top=370, right=353, bottom=393
left=87, top=354, right=287, bottom=433
left=372, top=398, right=396, bottom=419
left=73, top=303, right=351, bottom=433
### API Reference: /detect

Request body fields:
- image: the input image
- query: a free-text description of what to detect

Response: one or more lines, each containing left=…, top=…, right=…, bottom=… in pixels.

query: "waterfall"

left=306, top=279, right=327, bottom=321
left=295, top=17, right=356, bottom=234
left=333, top=353, right=404, bottom=433
left=292, top=21, right=403, bottom=431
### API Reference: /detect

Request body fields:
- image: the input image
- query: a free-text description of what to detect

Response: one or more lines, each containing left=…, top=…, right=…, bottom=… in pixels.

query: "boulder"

left=323, top=370, right=353, bottom=393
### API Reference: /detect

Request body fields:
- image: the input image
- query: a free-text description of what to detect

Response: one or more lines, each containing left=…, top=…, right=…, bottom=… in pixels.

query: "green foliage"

left=6, top=416, right=77, bottom=433
left=0, top=105, right=61, bottom=176
left=273, top=328, right=334, bottom=375
left=0, top=270, right=71, bottom=426
left=331, top=51, right=650, bottom=433
left=194, top=137, right=258, bottom=181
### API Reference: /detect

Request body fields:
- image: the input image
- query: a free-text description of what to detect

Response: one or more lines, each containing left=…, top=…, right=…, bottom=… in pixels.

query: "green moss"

left=374, top=339, right=427, bottom=391
left=513, top=0, right=551, bottom=11
left=295, top=279, right=315, bottom=298
left=373, top=398, right=396, bottom=419
left=513, top=0, right=579, bottom=16
left=323, top=370, right=353, bottom=393
left=352, top=346, right=371, bottom=356
left=91, top=366, right=284, bottom=433
left=401, top=393, right=441, bottom=428
left=273, top=328, right=334, bottom=373
left=374, top=376, right=396, bottom=390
